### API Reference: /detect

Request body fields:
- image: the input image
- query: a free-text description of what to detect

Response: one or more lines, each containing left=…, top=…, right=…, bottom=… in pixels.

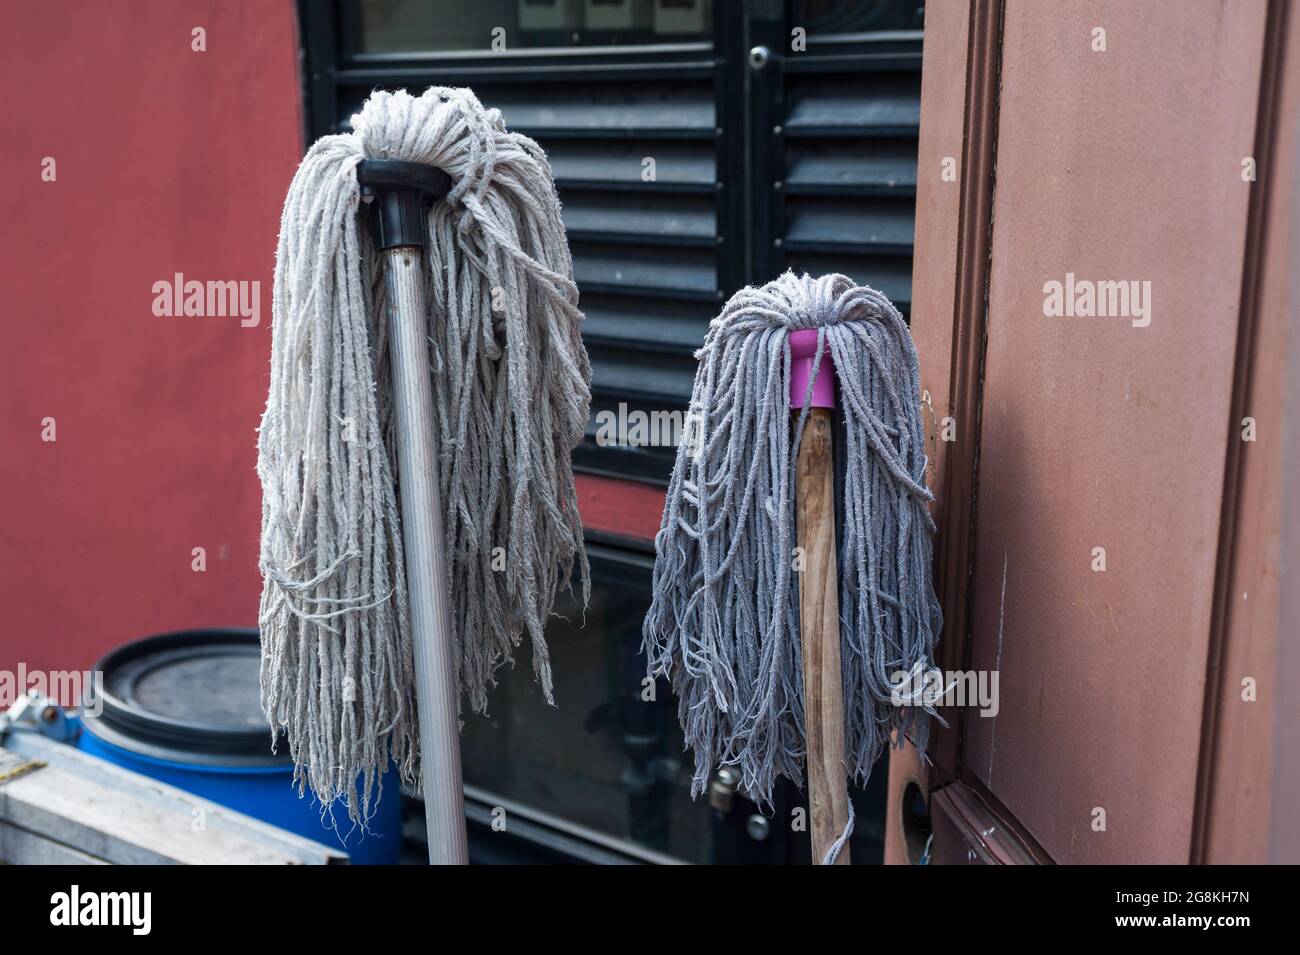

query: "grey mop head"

left=257, top=88, right=590, bottom=824
left=643, top=272, right=942, bottom=807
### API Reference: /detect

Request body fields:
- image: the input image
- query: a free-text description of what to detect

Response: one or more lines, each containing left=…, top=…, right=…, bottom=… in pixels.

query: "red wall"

left=0, top=1, right=302, bottom=674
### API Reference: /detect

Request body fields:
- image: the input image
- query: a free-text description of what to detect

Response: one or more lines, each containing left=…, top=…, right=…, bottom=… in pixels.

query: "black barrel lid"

left=81, top=629, right=289, bottom=768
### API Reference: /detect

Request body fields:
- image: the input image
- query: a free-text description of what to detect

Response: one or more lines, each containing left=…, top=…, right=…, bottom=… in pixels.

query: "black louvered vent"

left=318, top=20, right=921, bottom=488
left=778, top=47, right=921, bottom=316
left=336, top=68, right=723, bottom=483
left=513, top=77, right=720, bottom=481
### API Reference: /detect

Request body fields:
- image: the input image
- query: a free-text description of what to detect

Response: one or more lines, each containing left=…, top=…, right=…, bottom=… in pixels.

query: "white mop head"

left=257, top=88, right=590, bottom=824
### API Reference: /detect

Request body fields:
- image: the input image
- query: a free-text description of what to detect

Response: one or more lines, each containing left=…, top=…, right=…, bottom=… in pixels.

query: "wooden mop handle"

left=791, top=330, right=851, bottom=865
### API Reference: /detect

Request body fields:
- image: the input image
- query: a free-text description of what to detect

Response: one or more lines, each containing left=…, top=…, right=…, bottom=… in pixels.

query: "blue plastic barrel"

left=78, top=628, right=402, bottom=864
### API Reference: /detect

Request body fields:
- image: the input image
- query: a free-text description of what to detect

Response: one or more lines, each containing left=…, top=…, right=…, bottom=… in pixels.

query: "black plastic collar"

left=356, top=159, right=452, bottom=251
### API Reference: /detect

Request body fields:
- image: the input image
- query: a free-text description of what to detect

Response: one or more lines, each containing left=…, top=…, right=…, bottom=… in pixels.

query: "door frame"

left=890, top=0, right=1300, bottom=866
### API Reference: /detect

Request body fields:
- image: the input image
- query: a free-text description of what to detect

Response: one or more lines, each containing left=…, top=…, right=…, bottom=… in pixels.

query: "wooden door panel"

left=962, top=0, right=1267, bottom=864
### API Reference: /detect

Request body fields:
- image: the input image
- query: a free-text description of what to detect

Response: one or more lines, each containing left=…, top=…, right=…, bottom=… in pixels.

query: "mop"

left=256, top=87, right=590, bottom=851
left=643, top=271, right=942, bottom=863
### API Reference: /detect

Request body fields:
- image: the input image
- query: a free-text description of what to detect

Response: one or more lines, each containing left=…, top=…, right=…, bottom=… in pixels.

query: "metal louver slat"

left=784, top=72, right=921, bottom=137
left=785, top=139, right=917, bottom=196
left=562, top=192, right=717, bottom=246
left=589, top=350, right=699, bottom=404
left=549, top=142, right=717, bottom=191
left=573, top=243, right=717, bottom=300
left=580, top=295, right=709, bottom=355
left=784, top=196, right=915, bottom=254
left=477, top=80, right=716, bottom=137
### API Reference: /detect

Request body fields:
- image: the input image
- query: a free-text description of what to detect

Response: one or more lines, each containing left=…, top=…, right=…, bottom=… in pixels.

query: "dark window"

left=352, top=0, right=714, bottom=53
left=301, top=0, right=921, bottom=863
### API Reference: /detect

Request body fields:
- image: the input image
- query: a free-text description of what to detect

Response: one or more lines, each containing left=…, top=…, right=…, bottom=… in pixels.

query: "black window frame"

left=297, top=0, right=922, bottom=864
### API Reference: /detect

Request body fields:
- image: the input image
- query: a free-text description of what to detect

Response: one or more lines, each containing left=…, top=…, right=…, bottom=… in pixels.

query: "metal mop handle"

left=358, top=159, right=468, bottom=865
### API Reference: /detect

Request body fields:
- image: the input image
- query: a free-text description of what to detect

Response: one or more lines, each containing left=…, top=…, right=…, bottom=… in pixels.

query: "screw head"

left=746, top=814, right=772, bottom=841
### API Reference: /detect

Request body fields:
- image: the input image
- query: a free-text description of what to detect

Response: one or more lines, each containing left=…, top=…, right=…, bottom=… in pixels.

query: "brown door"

left=885, top=0, right=1300, bottom=865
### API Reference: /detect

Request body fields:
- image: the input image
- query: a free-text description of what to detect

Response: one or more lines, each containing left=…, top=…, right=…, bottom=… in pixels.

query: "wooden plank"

left=964, top=0, right=1266, bottom=863
left=0, top=822, right=109, bottom=865
left=0, top=735, right=347, bottom=865
left=1196, top=0, right=1300, bottom=864
left=904, top=0, right=1006, bottom=787
left=1, top=764, right=292, bottom=864
left=886, top=0, right=991, bottom=865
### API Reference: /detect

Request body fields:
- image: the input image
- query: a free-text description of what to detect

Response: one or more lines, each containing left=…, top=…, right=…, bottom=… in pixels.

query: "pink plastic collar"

left=789, top=329, right=835, bottom=409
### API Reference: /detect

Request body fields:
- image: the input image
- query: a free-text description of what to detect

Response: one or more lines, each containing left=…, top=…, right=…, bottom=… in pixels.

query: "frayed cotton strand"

left=643, top=272, right=942, bottom=809
left=257, top=87, right=590, bottom=827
